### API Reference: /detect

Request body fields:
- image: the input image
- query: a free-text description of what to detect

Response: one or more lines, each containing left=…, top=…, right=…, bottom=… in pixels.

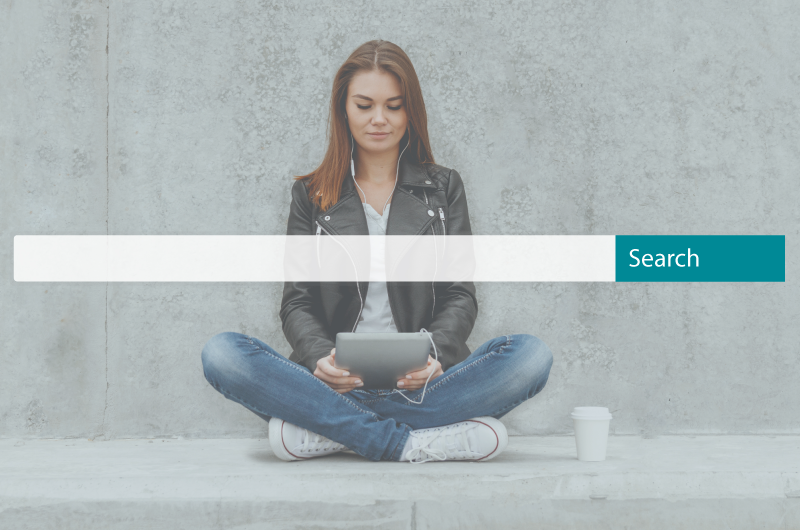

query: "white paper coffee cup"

left=571, top=406, right=612, bottom=461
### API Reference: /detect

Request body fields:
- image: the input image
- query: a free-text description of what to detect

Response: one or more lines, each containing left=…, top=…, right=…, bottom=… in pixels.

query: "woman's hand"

left=397, top=356, right=443, bottom=391
left=314, top=348, right=363, bottom=394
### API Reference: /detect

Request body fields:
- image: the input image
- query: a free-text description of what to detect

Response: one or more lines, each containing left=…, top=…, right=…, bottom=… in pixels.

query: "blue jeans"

left=201, top=333, right=553, bottom=462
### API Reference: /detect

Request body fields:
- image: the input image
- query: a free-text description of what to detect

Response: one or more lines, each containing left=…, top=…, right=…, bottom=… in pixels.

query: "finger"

left=403, top=368, right=423, bottom=380
left=315, top=367, right=359, bottom=386
left=417, top=366, right=439, bottom=384
left=398, top=372, right=429, bottom=387
left=330, top=363, right=356, bottom=383
left=322, top=371, right=362, bottom=386
left=398, top=379, right=423, bottom=390
left=405, top=364, right=434, bottom=380
left=335, top=376, right=362, bottom=385
left=324, top=377, right=359, bottom=390
left=319, top=357, right=351, bottom=378
left=325, top=381, right=348, bottom=392
left=314, top=371, right=337, bottom=385
left=329, top=380, right=359, bottom=391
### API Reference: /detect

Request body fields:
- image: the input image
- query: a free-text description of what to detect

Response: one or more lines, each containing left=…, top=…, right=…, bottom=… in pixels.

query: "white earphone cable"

left=319, top=129, right=435, bottom=401
left=351, top=130, right=409, bottom=215
left=349, top=129, right=409, bottom=330
left=316, top=221, right=364, bottom=333
left=391, top=328, right=438, bottom=405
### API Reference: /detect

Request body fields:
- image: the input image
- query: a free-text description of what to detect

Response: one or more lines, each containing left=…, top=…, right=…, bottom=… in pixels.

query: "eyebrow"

left=352, top=94, right=404, bottom=102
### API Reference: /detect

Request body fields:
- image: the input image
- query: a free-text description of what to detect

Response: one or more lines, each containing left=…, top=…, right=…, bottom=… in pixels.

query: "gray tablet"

left=334, top=332, right=431, bottom=390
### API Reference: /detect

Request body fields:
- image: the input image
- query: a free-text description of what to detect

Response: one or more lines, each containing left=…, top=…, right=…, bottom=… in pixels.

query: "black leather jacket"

left=280, top=154, right=478, bottom=373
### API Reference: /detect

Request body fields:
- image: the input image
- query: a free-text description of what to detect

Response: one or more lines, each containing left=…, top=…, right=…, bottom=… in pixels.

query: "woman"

left=201, top=40, right=553, bottom=464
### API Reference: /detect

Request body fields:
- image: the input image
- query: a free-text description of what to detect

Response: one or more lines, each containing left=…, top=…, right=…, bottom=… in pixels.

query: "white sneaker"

left=269, top=418, right=348, bottom=461
left=401, top=416, right=508, bottom=464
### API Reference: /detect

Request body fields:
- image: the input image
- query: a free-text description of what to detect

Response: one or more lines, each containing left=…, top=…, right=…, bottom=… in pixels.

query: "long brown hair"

left=295, top=40, right=435, bottom=211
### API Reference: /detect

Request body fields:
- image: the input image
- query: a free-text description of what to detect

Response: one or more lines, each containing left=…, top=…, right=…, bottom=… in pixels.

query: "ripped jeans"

left=201, top=332, right=553, bottom=462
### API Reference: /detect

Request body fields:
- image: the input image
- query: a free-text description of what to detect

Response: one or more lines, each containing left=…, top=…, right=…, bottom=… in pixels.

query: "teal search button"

left=615, top=235, right=785, bottom=282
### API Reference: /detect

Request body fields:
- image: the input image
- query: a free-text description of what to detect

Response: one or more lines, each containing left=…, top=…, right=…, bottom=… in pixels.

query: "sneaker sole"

left=467, top=416, right=509, bottom=461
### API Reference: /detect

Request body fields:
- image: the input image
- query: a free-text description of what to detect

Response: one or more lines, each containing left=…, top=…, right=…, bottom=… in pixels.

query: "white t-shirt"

left=354, top=203, right=398, bottom=333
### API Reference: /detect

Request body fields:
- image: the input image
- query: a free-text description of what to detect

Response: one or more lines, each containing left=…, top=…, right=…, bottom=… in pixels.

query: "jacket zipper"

left=423, top=189, right=438, bottom=236
left=315, top=222, right=322, bottom=269
left=423, top=189, right=437, bottom=318
left=423, top=192, right=447, bottom=235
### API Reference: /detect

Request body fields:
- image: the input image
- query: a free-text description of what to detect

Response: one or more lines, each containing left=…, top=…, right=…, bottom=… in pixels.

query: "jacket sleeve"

left=427, top=169, right=479, bottom=371
left=279, top=179, right=336, bottom=372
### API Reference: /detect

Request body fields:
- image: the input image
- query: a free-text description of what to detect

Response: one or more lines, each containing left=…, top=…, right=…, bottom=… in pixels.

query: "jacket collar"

left=316, top=153, right=438, bottom=237
left=340, top=153, right=437, bottom=194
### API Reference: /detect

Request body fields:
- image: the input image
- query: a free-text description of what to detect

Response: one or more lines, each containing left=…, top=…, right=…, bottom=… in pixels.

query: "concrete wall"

left=2, top=0, right=797, bottom=439
left=2, top=0, right=110, bottom=437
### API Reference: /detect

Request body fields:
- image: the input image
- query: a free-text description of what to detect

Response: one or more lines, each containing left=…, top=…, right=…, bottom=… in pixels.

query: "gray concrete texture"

left=2, top=435, right=800, bottom=529
left=1, top=1, right=798, bottom=439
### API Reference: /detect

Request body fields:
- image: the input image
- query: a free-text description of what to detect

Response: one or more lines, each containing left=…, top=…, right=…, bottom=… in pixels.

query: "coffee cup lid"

left=570, top=406, right=612, bottom=420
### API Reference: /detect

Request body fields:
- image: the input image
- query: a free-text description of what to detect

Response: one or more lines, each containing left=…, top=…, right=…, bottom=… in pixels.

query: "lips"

left=368, top=132, right=390, bottom=137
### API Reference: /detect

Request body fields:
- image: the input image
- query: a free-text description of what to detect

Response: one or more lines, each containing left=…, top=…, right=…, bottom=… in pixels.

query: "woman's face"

left=345, top=69, right=409, bottom=158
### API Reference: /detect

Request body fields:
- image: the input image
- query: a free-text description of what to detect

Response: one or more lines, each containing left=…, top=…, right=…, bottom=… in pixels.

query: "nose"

left=371, top=107, right=387, bottom=125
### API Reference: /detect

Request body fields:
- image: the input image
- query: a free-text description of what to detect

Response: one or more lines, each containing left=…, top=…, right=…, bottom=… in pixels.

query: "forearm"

left=280, top=282, right=335, bottom=372
left=426, top=281, right=478, bottom=371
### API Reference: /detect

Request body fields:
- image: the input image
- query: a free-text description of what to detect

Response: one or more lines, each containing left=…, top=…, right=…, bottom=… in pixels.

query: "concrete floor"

left=2, top=435, right=799, bottom=529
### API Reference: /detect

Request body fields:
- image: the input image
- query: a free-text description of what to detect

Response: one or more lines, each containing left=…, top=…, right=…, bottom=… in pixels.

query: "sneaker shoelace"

left=405, top=422, right=484, bottom=464
left=296, top=428, right=344, bottom=455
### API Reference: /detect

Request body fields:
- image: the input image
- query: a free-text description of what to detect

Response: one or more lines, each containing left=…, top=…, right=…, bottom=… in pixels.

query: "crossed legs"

left=201, top=332, right=553, bottom=461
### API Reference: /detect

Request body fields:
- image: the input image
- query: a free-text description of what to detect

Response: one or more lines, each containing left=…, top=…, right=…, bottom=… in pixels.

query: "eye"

left=355, top=104, right=403, bottom=111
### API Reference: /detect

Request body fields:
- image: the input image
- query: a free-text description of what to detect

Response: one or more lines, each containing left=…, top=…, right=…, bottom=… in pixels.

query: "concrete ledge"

left=2, top=435, right=799, bottom=529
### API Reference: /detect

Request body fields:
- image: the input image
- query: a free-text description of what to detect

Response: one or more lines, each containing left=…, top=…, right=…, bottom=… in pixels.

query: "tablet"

left=334, top=332, right=431, bottom=390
